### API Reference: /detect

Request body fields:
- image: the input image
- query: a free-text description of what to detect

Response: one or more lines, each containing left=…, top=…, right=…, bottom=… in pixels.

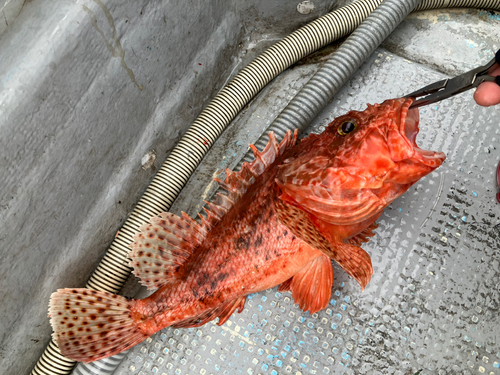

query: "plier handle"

left=405, top=49, right=500, bottom=109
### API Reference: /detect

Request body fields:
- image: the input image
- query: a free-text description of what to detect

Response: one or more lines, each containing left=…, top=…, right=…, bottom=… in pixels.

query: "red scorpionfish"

left=49, top=98, right=445, bottom=363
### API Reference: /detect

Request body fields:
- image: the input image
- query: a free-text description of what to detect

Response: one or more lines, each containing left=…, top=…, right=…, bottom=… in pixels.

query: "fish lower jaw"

left=414, top=146, right=446, bottom=167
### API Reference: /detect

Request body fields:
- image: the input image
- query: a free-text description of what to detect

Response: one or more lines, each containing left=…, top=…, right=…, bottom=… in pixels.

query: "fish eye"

left=337, top=120, right=358, bottom=136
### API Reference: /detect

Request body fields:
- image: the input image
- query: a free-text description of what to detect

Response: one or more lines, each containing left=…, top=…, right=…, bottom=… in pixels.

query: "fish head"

left=276, top=98, right=446, bottom=226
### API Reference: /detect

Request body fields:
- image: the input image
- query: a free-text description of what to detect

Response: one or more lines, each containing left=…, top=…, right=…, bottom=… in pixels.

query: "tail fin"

left=49, top=288, right=148, bottom=363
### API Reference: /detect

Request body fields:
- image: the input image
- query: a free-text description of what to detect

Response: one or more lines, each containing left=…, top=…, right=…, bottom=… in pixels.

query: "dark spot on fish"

left=98, top=308, right=105, bottom=314
left=292, top=235, right=296, bottom=240
left=267, top=228, right=270, bottom=233
left=265, top=253, right=270, bottom=261
left=89, top=301, right=95, bottom=305
left=90, top=315, right=97, bottom=321
left=68, top=323, right=74, bottom=328
left=211, top=280, right=217, bottom=290
left=217, top=273, right=228, bottom=282
left=97, top=297, right=103, bottom=302
left=97, top=323, right=105, bottom=328
left=192, top=288, right=199, bottom=298
left=138, top=251, right=144, bottom=256
left=254, top=234, right=263, bottom=247
left=158, top=235, right=165, bottom=241
left=284, top=230, right=288, bottom=236
left=148, top=233, right=154, bottom=238
left=200, top=272, right=210, bottom=285
left=236, top=235, right=251, bottom=250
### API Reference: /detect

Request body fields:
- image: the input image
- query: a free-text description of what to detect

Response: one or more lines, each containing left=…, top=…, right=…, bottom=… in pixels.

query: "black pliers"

left=405, top=49, right=500, bottom=109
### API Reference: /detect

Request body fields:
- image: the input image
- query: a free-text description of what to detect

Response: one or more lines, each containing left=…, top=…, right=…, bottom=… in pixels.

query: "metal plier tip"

left=405, top=49, right=500, bottom=109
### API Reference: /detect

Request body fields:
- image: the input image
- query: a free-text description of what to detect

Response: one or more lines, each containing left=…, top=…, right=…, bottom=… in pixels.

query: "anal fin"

left=287, top=254, right=333, bottom=314
left=171, top=296, right=246, bottom=329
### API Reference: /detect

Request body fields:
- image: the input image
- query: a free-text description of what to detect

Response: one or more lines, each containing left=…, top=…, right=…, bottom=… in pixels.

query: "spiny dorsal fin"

left=201, top=129, right=298, bottom=230
left=130, top=130, right=298, bottom=289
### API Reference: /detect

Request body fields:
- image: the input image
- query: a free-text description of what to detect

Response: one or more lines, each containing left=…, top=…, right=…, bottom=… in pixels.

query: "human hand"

left=474, top=64, right=500, bottom=106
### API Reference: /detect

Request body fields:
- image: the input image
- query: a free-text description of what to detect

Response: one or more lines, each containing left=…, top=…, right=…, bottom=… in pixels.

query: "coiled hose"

left=31, top=0, right=500, bottom=374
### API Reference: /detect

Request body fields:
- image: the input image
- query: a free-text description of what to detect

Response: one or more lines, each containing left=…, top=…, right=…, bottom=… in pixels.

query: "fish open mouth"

left=403, top=100, right=446, bottom=166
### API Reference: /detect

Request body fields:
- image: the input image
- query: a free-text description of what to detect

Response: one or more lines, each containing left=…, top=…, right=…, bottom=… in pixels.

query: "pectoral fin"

left=283, top=255, right=333, bottom=314
left=325, top=241, right=372, bottom=290
left=274, top=194, right=373, bottom=290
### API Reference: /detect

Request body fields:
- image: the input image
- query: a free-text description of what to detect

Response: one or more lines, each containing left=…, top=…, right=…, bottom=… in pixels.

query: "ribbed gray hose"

left=30, top=0, right=500, bottom=375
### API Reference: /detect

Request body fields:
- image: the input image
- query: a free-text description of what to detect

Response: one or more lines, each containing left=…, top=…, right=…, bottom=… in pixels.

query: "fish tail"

left=49, top=288, right=148, bottom=363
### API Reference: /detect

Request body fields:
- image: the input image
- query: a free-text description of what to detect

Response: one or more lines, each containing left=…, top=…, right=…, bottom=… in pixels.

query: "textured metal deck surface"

left=114, top=9, right=500, bottom=375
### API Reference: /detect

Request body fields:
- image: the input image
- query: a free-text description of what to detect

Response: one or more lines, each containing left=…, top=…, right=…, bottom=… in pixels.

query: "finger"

left=474, top=66, right=500, bottom=107
left=474, top=82, right=500, bottom=106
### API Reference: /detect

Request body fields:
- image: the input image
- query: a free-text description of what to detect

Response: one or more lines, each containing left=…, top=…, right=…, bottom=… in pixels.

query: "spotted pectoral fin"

left=308, top=216, right=374, bottom=290
left=347, top=222, right=378, bottom=246
left=327, top=241, right=372, bottom=290
left=171, top=296, right=246, bottom=329
left=288, top=254, right=333, bottom=314
left=274, top=195, right=373, bottom=290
